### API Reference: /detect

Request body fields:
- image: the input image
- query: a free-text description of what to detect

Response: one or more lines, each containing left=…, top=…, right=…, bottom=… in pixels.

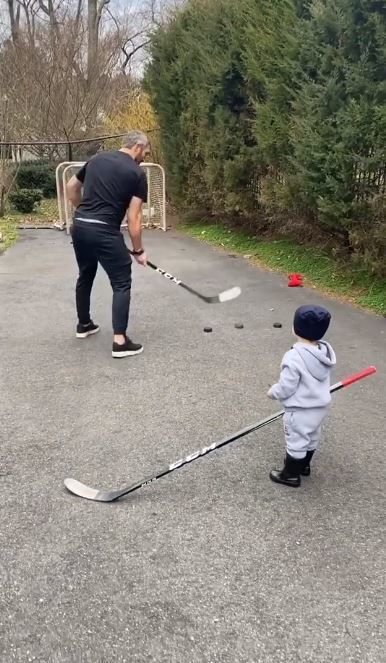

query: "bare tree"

left=0, top=0, right=172, bottom=141
left=15, top=1, right=40, bottom=45
left=1, top=16, right=124, bottom=143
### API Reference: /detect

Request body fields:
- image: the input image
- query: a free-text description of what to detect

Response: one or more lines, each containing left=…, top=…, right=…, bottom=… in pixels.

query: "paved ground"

left=0, top=229, right=384, bottom=663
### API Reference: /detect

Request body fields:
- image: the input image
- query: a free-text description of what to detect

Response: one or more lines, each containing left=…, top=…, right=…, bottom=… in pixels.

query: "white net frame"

left=56, top=161, right=166, bottom=234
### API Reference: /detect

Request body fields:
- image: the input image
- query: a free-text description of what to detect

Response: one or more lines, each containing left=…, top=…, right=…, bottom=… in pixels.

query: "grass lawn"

left=0, top=216, right=19, bottom=253
left=8, top=198, right=59, bottom=226
left=0, top=199, right=59, bottom=254
left=180, top=221, right=386, bottom=317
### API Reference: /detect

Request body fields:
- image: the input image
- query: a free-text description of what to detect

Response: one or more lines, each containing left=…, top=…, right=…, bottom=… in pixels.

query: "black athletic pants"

left=71, top=221, right=132, bottom=335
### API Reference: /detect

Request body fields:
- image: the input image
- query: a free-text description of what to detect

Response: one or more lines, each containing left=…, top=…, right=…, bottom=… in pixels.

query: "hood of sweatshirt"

left=293, top=341, right=336, bottom=381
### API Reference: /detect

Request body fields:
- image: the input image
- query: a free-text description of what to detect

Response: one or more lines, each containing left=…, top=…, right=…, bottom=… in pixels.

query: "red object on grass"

left=288, top=273, right=304, bottom=287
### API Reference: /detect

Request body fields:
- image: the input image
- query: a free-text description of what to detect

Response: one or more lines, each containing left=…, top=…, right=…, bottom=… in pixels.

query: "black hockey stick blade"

left=146, top=260, right=241, bottom=304
left=64, top=410, right=283, bottom=502
left=64, top=366, right=376, bottom=502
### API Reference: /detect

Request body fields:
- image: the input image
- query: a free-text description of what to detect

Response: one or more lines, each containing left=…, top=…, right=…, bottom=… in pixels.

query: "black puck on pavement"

left=235, top=323, right=244, bottom=329
left=273, top=322, right=282, bottom=328
left=203, top=326, right=213, bottom=333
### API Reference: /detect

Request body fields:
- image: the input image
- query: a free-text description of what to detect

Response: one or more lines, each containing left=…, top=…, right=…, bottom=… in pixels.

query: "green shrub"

left=9, top=189, right=43, bottom=213
left=16, top=161, right=57, bottom=198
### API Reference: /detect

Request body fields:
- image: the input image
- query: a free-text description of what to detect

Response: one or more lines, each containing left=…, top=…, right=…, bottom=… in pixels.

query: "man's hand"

left=134, top=251, right=147, bottom=266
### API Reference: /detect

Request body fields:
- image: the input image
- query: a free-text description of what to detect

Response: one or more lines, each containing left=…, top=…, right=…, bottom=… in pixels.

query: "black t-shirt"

left=74, top=150, right=148, bottom=229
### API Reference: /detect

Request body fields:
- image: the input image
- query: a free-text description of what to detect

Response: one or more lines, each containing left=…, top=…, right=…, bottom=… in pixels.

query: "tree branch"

left=97, top=0, right=110, bottom=22
left=75, top=0, right=83, bottom=25
left=121, top=38, right=151, bottom=74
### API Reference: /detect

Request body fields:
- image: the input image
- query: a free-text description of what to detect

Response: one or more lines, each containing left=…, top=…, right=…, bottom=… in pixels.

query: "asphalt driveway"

left=0, top=229, right=384, bottom=662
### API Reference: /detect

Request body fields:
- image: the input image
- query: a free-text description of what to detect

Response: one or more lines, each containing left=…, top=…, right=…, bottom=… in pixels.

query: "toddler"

left=268, top=304, right=336, bottom=487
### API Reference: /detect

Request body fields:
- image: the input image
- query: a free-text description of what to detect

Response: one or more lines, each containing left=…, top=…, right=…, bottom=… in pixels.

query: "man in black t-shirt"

left=66, top=130, right=150, bottom=358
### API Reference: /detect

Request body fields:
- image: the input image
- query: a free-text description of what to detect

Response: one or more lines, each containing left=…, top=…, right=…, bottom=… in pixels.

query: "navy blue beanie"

left=293, top=305, right=331, bottom=341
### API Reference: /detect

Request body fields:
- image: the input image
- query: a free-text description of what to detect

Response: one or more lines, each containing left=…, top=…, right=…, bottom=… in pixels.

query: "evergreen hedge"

left=145, top=0, right=386, bottom=275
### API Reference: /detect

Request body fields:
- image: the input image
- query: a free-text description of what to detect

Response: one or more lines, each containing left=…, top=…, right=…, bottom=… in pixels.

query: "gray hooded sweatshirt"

left=268, top=341, right=336, bottom=409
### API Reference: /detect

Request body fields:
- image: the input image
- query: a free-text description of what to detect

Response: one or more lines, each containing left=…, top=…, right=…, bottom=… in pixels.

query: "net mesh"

left=140, top=163, right=166, bottom=230
left=56, top=161, right=166, bottom=233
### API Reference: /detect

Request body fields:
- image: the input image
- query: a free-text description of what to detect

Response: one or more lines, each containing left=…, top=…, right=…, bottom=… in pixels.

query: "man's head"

left=121, top=130, right=150, bottom=163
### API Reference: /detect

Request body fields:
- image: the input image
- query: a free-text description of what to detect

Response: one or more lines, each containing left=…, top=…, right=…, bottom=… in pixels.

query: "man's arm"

left=127, top=195, right=144, bottom=251
left=127, top=196, right=147, bottom=265
left=127, top=171, right=148, bottom=265
left=66, top=175, right=83, bottom=208
left=66, top=163, right=87, bottom=208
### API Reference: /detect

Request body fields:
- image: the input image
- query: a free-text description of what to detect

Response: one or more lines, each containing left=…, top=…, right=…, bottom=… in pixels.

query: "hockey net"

left=56, top=161, right=166, bottom=233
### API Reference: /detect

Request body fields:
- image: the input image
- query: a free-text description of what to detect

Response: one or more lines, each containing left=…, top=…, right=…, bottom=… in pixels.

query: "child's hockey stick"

left=146, top=260, right=241, bottom=304
left=64, top=366, right=376, bottom=502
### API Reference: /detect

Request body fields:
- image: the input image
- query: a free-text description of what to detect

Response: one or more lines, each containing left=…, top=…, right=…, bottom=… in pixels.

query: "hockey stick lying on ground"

left=64, top=366, right=376, bottom=502
left=146, top=259, right=241, bottom=304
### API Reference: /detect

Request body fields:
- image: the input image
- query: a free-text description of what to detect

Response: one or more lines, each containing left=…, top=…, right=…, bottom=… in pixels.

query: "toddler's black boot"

left=301, top=450, right=315, bottom=476
left=270, top=453, right=303, bottom=488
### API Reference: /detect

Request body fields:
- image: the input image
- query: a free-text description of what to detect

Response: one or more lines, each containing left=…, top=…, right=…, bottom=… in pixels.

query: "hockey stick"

left=64, top=366, right=376, bottom=502
left=146, top=260, right=241, bottom=304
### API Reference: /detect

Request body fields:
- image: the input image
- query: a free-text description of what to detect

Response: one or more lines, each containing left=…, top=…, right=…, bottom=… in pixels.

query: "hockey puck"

left=273, top=322, right=282, bottom=328
left=234, top=323, right=244, bottom=329
left=203, top=326, right=213, bottom=333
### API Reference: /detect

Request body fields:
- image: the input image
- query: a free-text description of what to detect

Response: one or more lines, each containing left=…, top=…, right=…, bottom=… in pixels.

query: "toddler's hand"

left=267, top=389, right=274, bottom=399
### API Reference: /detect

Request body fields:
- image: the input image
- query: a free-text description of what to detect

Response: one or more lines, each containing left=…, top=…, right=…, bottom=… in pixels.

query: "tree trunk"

left=87, top=0, right=110, bottom=129
left=38, top=1, right=60, bottom=50
left=7, top=0, right=20, bottom=45
left=87, top=0, right=98, bottom=83
left=87, top=0, right=110, bottom=79
left=0, top=186, right=5, bottom=218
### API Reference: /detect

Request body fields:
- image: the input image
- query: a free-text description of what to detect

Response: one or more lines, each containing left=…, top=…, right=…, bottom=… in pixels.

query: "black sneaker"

left=76, top=320, right=100, bottom=338
left=112, top=336, right=143, bottom=358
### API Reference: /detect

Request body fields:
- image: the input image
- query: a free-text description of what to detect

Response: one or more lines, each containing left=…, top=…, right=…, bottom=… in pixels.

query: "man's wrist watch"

left=131, top=248, right=144, bottom=255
